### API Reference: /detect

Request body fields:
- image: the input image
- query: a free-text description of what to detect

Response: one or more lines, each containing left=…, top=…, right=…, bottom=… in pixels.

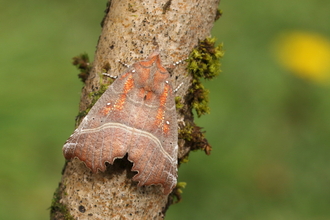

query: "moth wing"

left=127, top=82, right=178, bottom=194
left=63, top=72, right=136, bottom=173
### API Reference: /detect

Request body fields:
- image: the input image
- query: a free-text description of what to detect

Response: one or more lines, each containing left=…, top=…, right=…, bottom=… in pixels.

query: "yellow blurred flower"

left=273, top=31, right=330, bottom=83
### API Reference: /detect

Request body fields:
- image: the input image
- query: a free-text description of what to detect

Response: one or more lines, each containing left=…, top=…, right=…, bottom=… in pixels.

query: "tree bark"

left=51, top=0, right=220, bottom=219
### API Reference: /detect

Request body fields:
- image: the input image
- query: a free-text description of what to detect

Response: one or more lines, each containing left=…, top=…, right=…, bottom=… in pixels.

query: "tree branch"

left=51, top=0, right=221, bottom=219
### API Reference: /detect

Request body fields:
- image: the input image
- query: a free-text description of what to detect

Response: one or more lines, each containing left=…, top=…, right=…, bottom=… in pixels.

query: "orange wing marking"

left=114, top=75, right=134, bottom=111
left=154, top=84, right=170, bottom=133
left=100, top=102, right=112, bottom=116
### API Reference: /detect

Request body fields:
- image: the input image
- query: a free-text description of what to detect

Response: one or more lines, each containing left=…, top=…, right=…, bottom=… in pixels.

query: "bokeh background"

left=1, top=1, right=330, bottom=219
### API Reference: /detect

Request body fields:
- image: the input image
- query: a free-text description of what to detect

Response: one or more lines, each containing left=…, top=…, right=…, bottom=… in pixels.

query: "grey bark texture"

left=52, top=0, right=220, bottom=219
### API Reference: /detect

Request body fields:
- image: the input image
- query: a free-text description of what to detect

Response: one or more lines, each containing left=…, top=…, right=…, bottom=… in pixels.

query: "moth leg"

left=117, top=60, right=130, bottom=68
left=102, top=73, right=118, bottom=79
left=173, top=82, right=183, bottom=93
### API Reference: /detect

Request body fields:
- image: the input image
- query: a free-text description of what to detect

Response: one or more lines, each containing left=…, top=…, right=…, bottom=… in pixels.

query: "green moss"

left=87, top=76, right=109, bottom=107
left=180, top=156, right=189, bottom=163
left=188, top=37, right=223, bottom=79
left=189, top=79, right=210, bottom=116
left=187, top=37, right=224, bottom=117
left=175, top=96, right=184, bottom=110
left=172, top=182, right=187, bottom=203
left=178, top=121, right=212, bottom=157
left=50, top=185, right=74, bottom=220
left=72, top=53, right=91, bottom=83
left=215, top=9, right=223, bottom=21
left=178, top=124, right=194, bottom=142
left=175, top=181, right=187, bottom=196
left=75, top=72, right=114, bottom=126
left=177, top=182, right=187, bottom=191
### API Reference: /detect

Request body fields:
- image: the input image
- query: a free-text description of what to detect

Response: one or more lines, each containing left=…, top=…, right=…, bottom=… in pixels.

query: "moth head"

left=132, top=51, right=171, bottom=94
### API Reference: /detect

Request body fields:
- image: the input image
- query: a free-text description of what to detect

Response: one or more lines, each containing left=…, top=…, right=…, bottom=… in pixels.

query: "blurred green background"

left=1, top=1, right=330, bottom=219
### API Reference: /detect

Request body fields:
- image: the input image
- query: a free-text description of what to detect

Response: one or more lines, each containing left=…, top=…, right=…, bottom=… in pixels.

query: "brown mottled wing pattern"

left=63, top=51, right=178, bottom=194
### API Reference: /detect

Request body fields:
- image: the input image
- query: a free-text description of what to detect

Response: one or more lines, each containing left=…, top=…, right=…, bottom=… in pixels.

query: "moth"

left=63, top=50, right=178, bottom=195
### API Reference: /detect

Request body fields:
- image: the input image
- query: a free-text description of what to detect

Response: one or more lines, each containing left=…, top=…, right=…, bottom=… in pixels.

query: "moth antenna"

left=168, top=57, right=187, bottom=69
left=102, top=73, right=118, bottom=79
left=103, top=59, right=131, bottom=79
left=173, top=82, right=183, bottom=93
left=173, top=58, right=187, bottom=66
